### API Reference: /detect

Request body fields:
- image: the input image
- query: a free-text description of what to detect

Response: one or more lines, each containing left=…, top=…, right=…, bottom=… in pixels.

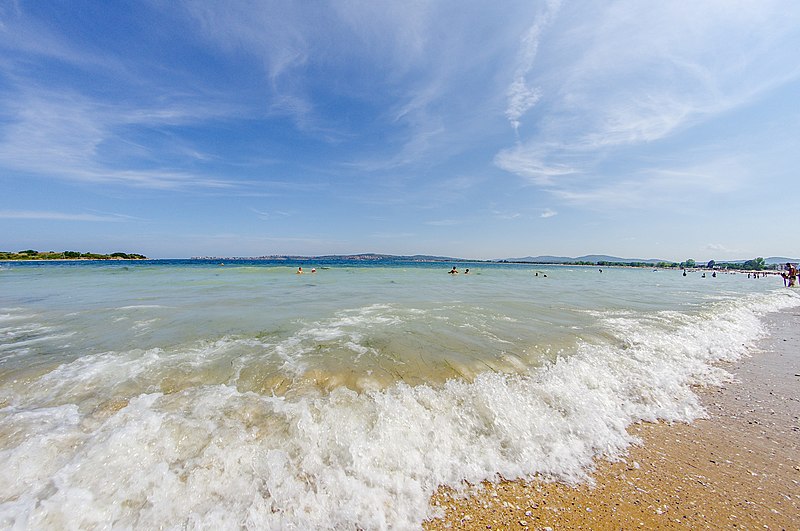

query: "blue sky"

left=1, top=1, right=799, bottom=261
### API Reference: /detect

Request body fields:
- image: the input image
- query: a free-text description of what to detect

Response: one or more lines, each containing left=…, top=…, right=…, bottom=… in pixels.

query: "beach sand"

left=425, top=308, right=800, bottom=530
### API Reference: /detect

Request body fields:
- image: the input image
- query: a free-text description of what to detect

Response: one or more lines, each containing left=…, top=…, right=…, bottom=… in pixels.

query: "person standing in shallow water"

left=448, top=266, right=458, bottom=274
left=786, top=263, right=798, bottom=287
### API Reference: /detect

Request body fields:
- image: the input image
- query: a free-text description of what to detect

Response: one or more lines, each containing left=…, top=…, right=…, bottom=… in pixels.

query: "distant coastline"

left=5, top=250, right=795, bottom=269
left=191, top=253, right=473, bottom=263
left=190, top=253, right=798, bottom=271
left=0, top=250, right=147, bottom=261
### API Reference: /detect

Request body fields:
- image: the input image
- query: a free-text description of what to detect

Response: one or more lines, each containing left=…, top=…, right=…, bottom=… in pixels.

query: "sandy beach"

left=425, top=308, right=800, bottom=530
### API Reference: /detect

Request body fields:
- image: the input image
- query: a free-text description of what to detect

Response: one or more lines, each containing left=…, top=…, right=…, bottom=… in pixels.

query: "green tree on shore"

left=742, top=257, right=766, bottom=271
left=0, top=249, right=147, bottom=260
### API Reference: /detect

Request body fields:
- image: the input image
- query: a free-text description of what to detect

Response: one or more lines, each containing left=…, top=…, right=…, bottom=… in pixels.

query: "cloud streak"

left=0, top=210, right=133, bottom=222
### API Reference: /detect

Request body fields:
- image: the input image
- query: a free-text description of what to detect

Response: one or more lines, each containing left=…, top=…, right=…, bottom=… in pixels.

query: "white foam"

left=261, top=304, right=413, bottom=376
left=0, top=290, right=797, bottom=529
left=0, top=311, right=37, bottom=322
left=0, top=328, right=75, bottom=352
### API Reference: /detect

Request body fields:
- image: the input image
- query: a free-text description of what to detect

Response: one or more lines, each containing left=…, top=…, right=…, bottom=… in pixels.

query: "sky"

left=1, top=0, right=799, bottom=261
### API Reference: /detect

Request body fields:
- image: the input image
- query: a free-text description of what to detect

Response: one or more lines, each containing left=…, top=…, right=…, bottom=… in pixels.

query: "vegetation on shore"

left=679, top=257, right=775, bottom=271
left=0, top=249, right=147, bottom=260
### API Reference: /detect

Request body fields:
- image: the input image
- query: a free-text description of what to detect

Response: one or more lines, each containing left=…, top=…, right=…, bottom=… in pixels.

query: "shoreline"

left=425, top=308, right=800, bottom=529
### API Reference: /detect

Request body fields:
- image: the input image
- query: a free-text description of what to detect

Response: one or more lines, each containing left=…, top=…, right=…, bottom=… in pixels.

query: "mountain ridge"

left=499, top=255, right=799, bottom=265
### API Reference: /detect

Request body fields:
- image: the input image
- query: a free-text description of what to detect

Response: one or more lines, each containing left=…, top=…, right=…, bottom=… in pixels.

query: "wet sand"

left=425, top=308, right=800, bottom=530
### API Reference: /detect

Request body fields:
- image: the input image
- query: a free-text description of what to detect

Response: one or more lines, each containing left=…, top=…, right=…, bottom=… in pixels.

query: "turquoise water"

left=1, top=259, right=797, bottom=528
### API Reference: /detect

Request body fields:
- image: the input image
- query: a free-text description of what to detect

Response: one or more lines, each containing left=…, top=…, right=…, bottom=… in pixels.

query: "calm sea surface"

left=1, top=259, right=797, bottom=528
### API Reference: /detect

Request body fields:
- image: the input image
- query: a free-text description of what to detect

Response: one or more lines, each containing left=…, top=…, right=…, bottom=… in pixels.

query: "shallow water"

left=1, top=259, right=797, bottom=529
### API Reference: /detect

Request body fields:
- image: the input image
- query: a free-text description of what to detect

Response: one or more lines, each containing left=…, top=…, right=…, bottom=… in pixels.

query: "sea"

left=1, top=258, right=798, bottom=529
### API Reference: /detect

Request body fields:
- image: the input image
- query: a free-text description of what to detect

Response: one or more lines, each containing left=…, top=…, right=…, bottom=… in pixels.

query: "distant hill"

left=499, top=255, right=800, bottom=266
left=247, top=253, right=473, bottom=263
left=765, top=256, right=800, bottom=265
left=499, top=254, right=669, bottom=264
left=500, top=255, right=574, bottom=263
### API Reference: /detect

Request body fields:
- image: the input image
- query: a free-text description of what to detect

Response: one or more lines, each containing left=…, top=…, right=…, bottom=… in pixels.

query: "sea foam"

left=1, top=289, right=798, bottom=529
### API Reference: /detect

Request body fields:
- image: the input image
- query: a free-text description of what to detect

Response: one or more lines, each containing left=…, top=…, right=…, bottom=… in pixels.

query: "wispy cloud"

left=552, top=153, right=749, bottom=209
left=540, top=208, right=557, bottom=218
left=0, top=4, right=263, bottom=192
left=0, top=210, right=133, bottom=222
left=425, top=219, right=462, bottom=227
left=371, top=232, right=416, bottom=240
left=178, top=1, right=540, bottom=174
left=0, top=89, right=241, bottom=190
left=706, top=243, right=738, bottom=254
left=251, top=208, right=291, bottom=220
left=0, top=3, right=126, bottom=75
left=176, top=232, right=350, bottom=256
left=491, top=209, right=521, bottom=220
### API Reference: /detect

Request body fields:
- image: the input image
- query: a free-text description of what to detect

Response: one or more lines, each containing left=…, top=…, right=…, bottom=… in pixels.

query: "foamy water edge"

left=1, top=290, right=798, bottom=529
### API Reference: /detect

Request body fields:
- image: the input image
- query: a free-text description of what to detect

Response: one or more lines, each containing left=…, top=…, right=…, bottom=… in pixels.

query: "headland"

left=0, top=250, right=147, bottom=260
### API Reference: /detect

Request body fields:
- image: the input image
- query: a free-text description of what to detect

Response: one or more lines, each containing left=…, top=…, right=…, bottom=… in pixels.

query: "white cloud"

left=505, top=0, right=561, bottom=132
left=495, top=0, right=800, bottom=207
left=540, top=208, right=557, bottom=218
left=494, top=144, right=581, bottom=186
